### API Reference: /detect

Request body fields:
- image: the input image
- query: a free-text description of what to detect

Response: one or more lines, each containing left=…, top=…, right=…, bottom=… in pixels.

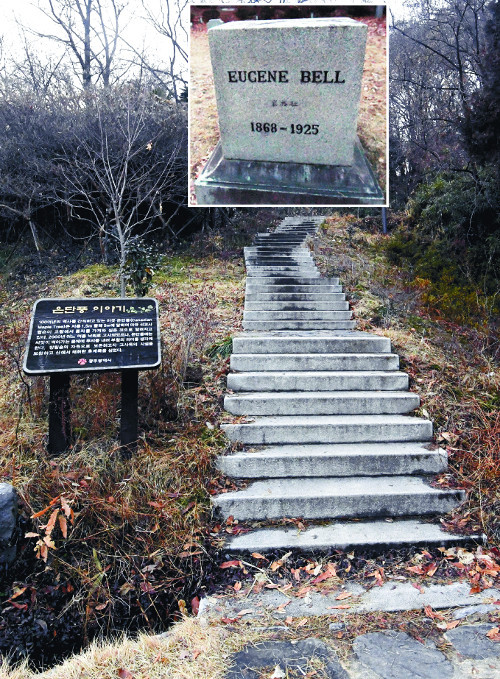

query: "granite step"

left=230, top=353, right=399, bottom=371
left=244, top=293, right=347, bottom=301
left=223, top=519, right=470, bottom=552
left=227, top=371, right=409, bottom=392
left=244, top=301, right=350, bottom=310
left=222, top=414, right=433, bottom=445
left=224, top=391, right=419, bottom=415
left=217, top=442, right=446, bottom=478
left=242, top=320, right=357, bottom=330
left=246, top=265, right=318, bottom=271
left=245, top=285, right=343, bottom=294
left=242, top=311, right=353, bottom=321
left=246, top=277, right=340, bottom=285
left=232, top=334, right=391, bottom=354
left=213, top=476, right=464, bottom=521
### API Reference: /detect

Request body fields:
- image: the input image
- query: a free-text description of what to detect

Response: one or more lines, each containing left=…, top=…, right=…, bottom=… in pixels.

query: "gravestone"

left=194, top=17, right=384, bottom=206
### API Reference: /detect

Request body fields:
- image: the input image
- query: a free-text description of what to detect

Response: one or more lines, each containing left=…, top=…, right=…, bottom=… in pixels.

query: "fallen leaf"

left=424, top=605, right=445, bottom=620
left=328, top=604, right=351, bottom=609
left=233, top=581, right=242, bottom=592
left=276, top=600, right=291, bottom=612
left=251, top=552, right=268, bottom=561
left=296, top=618, right=308, bottom=627
left=335, top=592, right=352, bottom=601
left=191, top=596, right=200, bottom=615
left=8, top=587, right=27, bottom=601
left=118, top=669, right=135, bottom=679
left=58, top=514, right=68, bottom=538
left=425, top=563, right=438, bottom=577
left=237, top=609, right=254, bottom=617
left=193, top=650, right=202, bottom=660
left=220, top=560, right=241, bottom=569
left=486, top=627, right=500, bottom=641
left=412, top=583, right=425, bottom=594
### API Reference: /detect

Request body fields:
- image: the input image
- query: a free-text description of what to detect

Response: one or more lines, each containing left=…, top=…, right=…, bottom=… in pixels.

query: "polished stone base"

left=194, top=138, right=384, bottom=206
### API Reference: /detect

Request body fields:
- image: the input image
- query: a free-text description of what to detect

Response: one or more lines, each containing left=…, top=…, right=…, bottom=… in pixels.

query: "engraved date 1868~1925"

left=250, top=122, right=319, bottom=134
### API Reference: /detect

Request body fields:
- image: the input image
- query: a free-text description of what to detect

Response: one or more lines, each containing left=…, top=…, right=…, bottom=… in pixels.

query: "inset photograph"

left=189, top=4, right=387, bottom=206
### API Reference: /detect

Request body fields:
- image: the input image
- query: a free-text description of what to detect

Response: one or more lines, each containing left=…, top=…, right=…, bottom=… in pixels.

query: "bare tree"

left=131, top=0, right=188, bottom=101
left=389, top=0, right=490, bottom=196
left=60, top=88, right=187, bottom=294
left=34, top=0, right=127, bottom=88
left=0, top=93, right=69, bottom=254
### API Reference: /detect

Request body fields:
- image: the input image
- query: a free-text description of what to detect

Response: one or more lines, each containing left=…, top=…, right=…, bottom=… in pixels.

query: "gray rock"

left=329, top=622, right=346, bottom=631
left=0, top=483, right=17, bottom=564
left=453, top=604, right=498, bottom=620
left=207, top=18, right=224, bottom=29
left=226, top=639, right=348, bottom=678
left=445, top=624, right=500, bottom=659
left=353, top=631, right=453, bottom=679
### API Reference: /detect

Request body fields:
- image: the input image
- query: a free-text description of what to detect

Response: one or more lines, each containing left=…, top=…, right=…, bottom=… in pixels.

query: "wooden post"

left=120, top=369, right=139, bottom=459
left=48, top=373, right=71, bottom=455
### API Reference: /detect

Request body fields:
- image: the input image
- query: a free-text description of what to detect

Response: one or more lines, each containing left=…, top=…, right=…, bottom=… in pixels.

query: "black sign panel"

left=23, top=298, right=161, bottom=375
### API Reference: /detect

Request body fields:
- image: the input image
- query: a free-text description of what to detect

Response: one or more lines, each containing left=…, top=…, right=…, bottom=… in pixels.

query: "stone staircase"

left=214, top=217, right=468, bottom=552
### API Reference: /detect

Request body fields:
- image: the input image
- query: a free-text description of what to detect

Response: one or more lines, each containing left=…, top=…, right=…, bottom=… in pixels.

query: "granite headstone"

left=208, top=18, right=367, bottom=166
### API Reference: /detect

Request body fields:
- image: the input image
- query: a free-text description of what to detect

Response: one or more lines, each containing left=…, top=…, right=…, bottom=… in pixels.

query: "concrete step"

left=227, top=371, right=409, bottom=392
left=213, top=475, right=464, bottom=521
left=232, top=333, right=391, bottom=354
left=221, top=414, right=433, bottom=445
left=223, top=519, right=471, bottom=552
left=242, top=311, right=353, bottom=321
left=244, top=301, right=350, bottom=311
left=244, top=250, right=313, bottom=256
left=230, top=353, right=399, bottom=372
left=244, top=293, right=347, bottom=301
left=242, top=320, right=357, bottom=330
left=245, top=285, right=343, bottom=294
left=217, top=442, right=446, bottom=478
left=245, top=259, right=315, bottom=265
left=246, top=270, right=321, bottom=277
left=246, top=277, right=340, bottom=285
left=224, top=391, right=418, bottom=415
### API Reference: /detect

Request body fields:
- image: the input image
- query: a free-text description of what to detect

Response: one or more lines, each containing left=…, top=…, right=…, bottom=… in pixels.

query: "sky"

left=0, top=0, right=188, bottom=66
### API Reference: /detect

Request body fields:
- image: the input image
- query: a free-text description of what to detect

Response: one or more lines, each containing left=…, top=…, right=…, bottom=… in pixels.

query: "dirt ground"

left=189, top=17, right=387, bottom=204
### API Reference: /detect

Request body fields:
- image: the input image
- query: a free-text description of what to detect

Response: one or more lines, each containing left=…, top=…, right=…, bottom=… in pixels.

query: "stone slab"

left=0, top=483, right=17, bottom=564
left=198, top=583, right=500, bottom=620
left=445, top=624, right=500, bottom=659
left=223, top=518, right=472, bottom=552
left=212, top=475, right=463, bottom=520
left=353, top=631, right=453, bottom=679
left=226, top=639, right=348, bottom=679
left=209, top=18, right=367, bottom=165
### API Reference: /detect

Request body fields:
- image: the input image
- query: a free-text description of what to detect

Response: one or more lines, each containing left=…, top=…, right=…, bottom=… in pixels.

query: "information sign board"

left=23, top=298, right=161, bottom=375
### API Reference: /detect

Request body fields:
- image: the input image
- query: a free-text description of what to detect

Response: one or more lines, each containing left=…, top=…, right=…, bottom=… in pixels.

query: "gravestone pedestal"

left=195, top=139, right=383, bottom=205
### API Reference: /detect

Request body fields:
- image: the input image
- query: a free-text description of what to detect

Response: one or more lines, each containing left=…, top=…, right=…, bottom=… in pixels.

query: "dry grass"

left=0, top=251, right=245, bottom=663
left=0, top=618, right=255, bottom=679
left=2, top=602, right=499, bottom=678
left=189, top=18, right=387, bottom=204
